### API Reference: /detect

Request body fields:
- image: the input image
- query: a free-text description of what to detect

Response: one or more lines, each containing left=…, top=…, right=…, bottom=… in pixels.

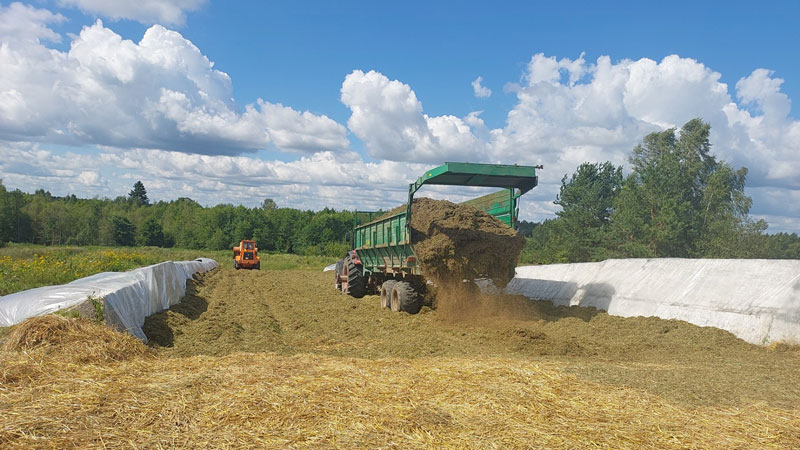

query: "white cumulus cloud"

left=472, top=76, right=492, bottom=98
left=58, top=0, right=206, bottom=25
left=489, top=53, right=800, bottom=200
left=0, top=6, right=349, bottom=155
left=0, top=142, right=435, bottom=211
left=340, top=55, right=800, bottom=230
left=0, top=2, right=65, bottom=44
left=341, top=70, right=486, bottom=163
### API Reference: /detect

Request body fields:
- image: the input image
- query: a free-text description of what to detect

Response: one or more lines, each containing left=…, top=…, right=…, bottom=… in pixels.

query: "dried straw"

left=2, top=315, right=152, bottom=364
left=1, top=271, right=799, bottom=448
left=1, top=350, right=798, bottom=448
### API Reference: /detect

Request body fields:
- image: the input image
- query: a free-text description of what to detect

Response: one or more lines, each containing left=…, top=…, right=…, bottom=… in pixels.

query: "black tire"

left=391, top=281, right=421, bottom=314
left=344, top=255, right=366, bottom=298
left=380, top=280, right=397, bottom=309
left=255, top=261, right=260, bottom=270
left=234, top=261, right=240, bottom=270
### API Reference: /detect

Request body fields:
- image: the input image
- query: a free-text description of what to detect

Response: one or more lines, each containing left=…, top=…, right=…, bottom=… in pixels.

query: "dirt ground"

left=143, top=268, right=800, bottom=409
left=2, top=266, right=799, bottom=448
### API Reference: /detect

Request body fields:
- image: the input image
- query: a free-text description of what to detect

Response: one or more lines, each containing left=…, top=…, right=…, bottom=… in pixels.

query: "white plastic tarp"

left=506, top=258, right=800, bottom=345
left=0, top=258, right=218, bottom=340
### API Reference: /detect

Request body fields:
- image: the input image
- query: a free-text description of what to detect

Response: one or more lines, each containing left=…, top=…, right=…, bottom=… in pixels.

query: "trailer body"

left=336, top=162, right=540, bottom=312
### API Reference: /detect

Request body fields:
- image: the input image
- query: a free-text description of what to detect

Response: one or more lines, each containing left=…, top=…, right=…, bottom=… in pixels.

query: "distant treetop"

left=128, top=181, right=149, bottom=206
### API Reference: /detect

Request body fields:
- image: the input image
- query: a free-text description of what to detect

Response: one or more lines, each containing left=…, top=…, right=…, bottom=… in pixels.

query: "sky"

left=0, top=0, right=799, bottom=232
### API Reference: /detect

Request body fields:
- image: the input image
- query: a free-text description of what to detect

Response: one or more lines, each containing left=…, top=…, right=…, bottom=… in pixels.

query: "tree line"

left=0, top=181, right=354, bottom=257
left=519, top=118, right=800, bottom=262
left=1, top=118, right=798, bottom=261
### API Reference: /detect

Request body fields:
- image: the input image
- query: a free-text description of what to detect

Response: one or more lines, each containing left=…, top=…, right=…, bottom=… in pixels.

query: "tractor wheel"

left=255, top=261, right=261, bottom=270
left=391, top=281, right=421, bottom=314
left=380, top=280, right=397, bottom=309
left=334, top=260, right=344, bottom=291
left=234, top=261, right=240, bottom=270
left=344, top=255, right=366, bottom=298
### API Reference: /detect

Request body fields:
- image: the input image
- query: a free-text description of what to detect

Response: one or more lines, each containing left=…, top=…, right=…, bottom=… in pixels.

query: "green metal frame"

left=405, top=162, right=538, bottom=226
left=352, top=162, right=540, bottom=277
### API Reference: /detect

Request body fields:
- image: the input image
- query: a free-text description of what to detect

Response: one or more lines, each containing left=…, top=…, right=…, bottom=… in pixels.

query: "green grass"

left=0, top=244, right=338, bottom=296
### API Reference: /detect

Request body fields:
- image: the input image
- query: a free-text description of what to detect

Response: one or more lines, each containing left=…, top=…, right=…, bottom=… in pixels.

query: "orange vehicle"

left=233, top=240, right=260, bottom=270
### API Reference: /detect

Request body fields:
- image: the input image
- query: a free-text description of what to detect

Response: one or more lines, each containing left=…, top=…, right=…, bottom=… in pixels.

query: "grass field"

left=0, top=244, right=336, bottom=295
left=1, top=259, right=799, bottom=448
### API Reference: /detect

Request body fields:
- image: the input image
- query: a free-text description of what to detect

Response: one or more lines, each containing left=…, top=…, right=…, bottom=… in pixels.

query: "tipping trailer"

left=334, top=162, right=541, bottom=313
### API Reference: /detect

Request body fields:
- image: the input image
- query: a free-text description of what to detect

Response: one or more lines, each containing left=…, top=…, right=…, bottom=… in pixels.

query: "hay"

left=141, top=269, right=800, bottom=408
left=408, top=197, right=525, bottom=287
left=143, top=269, right=287, bottom=356
left=366, top=197, right=524, bottom=286
left=1, top=352, right=798, bottom=448
left=3, top=269, right=799, bottom=447
left=2, top=314, right=152, bottom=364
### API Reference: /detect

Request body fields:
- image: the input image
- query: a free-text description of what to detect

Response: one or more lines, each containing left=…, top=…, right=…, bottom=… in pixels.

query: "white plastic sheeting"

left=0, top=258, right=218, bottom=340
left=506, top=259, right=800, bottom=346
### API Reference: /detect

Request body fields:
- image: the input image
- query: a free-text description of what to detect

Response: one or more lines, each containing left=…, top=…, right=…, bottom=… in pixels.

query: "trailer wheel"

left=391, top=281, right=421, bottom=314
left=380, top=280, right=397, bottom=309
left=344, top=255, right=366, bottom=298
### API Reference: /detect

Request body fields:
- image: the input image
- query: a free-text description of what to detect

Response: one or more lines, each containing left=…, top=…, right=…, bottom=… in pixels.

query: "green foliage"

left=261, top=198, right=277, bottom=210
left=554, top=162, right=623, bottom=261
left=610, top=118, right=764, bottom=258
left=87, top=292, right=104, bottom=322
left=516, top=220, right=538, bottom=237
left=0, top=181, right=357, bottom=259
left=523, top=118, right=800, bottom=264
left=0, top=244, right=338, bottom=295
left=112, top=216, right=136, bottom=247
left=128, top=181, right=149, bottom=206
left=138, top=218, right=165, bottom=247
left=519, top=219, right=569, bottom=264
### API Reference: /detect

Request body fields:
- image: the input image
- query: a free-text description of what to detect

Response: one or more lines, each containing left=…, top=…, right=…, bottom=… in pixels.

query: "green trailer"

left=335, top=162, right=541, bottom=313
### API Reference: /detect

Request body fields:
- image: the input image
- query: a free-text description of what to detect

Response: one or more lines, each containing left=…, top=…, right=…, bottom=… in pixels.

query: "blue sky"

left=1, top=0, right=799, bottom=232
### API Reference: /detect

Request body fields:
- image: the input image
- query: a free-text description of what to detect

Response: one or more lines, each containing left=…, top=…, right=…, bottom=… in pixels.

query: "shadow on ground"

left=142, top=279, right=208, bottom=347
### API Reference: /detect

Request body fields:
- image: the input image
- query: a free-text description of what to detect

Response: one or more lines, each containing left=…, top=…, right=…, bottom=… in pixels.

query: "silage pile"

left=3, top=272, right=800, bottom=447
left=2, top=315, right=152, bottom=364
left=407, top=198, right=525, bottom=287
left=1, top=315, right=153, bottom=388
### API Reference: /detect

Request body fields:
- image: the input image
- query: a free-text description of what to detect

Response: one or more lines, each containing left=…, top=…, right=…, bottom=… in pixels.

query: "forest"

left=0, top=181, right=354, bottom=258
left=1, top=119, right=798, bottom=262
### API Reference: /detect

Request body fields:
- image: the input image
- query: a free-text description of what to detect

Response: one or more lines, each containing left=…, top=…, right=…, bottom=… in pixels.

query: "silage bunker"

left=507, top=258, right=800, bottom=345
left=0, top=259, right=219, bottom=340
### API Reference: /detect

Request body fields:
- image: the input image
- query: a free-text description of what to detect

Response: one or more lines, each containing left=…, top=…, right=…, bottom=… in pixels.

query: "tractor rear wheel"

left=391, top=281, right=421, bottom=314
left=344, top=255, right=366, bottom=298
left=380, top=280, right=397, bottom=309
